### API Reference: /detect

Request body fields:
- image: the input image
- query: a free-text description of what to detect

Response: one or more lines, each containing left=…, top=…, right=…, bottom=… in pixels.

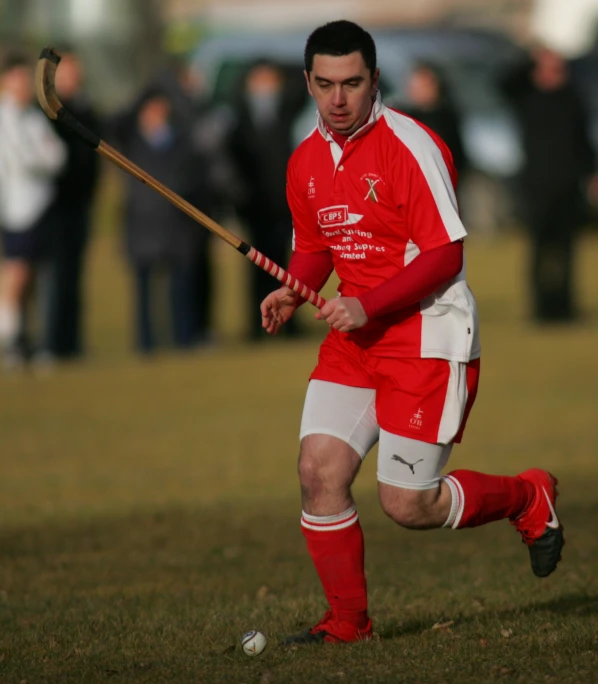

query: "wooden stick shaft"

left=98, top=142, right=326, bottom=308
left=98, top=141, right=241, bottom=249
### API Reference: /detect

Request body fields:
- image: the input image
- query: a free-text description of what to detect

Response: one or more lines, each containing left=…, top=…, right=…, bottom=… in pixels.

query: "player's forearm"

left=358, top=241, right=464, bottom=319
left=288, top=250, right=334, bottom=303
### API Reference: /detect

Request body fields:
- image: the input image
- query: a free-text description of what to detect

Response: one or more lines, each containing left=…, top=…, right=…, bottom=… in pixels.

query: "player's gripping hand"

left=315, top=297, right=369, bottom=332
left=260, top=286, right=299, bottom=335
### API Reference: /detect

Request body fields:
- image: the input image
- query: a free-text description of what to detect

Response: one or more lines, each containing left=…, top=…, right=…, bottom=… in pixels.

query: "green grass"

left=1, top=206, right=598, bottom=682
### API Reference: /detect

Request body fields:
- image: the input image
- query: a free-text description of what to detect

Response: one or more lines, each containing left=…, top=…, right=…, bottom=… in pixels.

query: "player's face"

left=305, top=52, right=379, bottom=135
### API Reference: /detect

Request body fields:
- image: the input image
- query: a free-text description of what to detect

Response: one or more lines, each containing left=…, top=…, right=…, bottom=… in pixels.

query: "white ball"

left=241, top=630, right=267, bottom=656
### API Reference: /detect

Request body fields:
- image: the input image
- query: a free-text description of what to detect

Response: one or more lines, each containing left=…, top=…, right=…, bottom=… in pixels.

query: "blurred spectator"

left=500, top=46, right=597, bottom=323
left=109, top=88, right=209, bottom=355
left=0, top=50, right=66, bottom=370
left=154, top=57, right=239, bottom=345
left=44, top=48, right=101, bottom=360
left=228, top=59, right=305, bottom=341
left=401, top=62, right=467, bottom=177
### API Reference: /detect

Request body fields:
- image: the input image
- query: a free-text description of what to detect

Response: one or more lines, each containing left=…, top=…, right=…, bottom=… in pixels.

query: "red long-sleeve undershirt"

left=287, top=240, right=464, bottom=319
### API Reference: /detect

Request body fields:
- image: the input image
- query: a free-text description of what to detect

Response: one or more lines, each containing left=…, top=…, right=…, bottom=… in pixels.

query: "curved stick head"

left=35, top=47, right=63, bottom=120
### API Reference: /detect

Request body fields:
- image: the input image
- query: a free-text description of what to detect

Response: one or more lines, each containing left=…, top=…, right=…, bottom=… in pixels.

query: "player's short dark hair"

left=304, top=20, right=377, bottom=76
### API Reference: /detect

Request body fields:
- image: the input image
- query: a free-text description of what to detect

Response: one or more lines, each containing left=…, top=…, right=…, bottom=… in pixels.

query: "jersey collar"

left=317, top=91, right=384, bottom=144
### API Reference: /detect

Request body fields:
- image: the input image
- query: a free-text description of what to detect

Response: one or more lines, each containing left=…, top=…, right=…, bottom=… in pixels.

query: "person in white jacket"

left=0, top=51, right=66, bottom=369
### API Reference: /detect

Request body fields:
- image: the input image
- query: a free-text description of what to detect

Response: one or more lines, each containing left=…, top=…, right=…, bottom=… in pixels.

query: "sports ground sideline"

left=0, top=227, right=597, bottom=683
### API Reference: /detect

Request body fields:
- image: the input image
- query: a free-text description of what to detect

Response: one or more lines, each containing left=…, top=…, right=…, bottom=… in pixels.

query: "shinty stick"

left=35, top=47, right=326, bottom=310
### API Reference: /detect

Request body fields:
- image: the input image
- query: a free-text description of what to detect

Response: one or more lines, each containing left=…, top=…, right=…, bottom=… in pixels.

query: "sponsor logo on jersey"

left=317, top=205, right=363, bottom=228
left=308, top=176, right=316, bottom=199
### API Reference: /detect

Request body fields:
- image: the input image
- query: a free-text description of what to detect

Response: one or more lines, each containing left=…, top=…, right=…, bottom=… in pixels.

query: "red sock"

left=444, top=470, right=535, bottom=528
left=301, top=507, right=369, bottom=629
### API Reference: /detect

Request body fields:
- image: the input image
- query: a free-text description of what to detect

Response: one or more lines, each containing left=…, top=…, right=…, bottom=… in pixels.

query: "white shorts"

left=300, top=379, right=454, bottom=490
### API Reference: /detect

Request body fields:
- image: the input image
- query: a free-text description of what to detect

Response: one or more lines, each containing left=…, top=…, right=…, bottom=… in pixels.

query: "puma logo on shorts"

left=392, top=454, right=424, bottom=474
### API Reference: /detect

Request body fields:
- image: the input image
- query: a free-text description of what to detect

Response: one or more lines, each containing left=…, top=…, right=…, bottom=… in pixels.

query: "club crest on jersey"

left=307, top=176, right=316, bottom=199
left=317, top=205, right=364, bottom=228
left=361, top=173, right=384, bottom=202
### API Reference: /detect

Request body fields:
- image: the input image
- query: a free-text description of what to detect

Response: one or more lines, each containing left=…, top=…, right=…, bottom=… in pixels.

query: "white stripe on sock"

left=444, top=475, right=465, bottom=529
left=442, top=475, right=459, bottom=528
left=301, top=506, right=358, bottom=532
left=442, top=475, right=465, bottom=530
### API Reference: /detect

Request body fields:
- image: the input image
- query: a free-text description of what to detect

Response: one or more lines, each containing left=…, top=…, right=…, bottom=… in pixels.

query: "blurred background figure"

left=500, top=46, right=598, bottom=324
left=109, top=88, right=209, bottom=355
left=0, top=50, right=66, bottom=371
left=44, top=48, right=101, bottom=361
left=228, top=59, right=305, bottom=342
left=402, top=61, right=467, bottom=178
left=153, top=57, right=239, bottom=346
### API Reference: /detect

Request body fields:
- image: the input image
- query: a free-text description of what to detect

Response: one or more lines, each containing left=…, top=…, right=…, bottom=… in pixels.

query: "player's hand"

left=315, top=297, right=369, bottom=332
left=260, top=286, right=299, bottom=335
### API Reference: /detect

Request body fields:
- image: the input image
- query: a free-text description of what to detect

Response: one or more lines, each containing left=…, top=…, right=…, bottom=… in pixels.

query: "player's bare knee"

left=298, top=457, right=327, bottom=500
left=298, top=434, right=361, bottom=500
left=297, top=454, right=351, bottom=496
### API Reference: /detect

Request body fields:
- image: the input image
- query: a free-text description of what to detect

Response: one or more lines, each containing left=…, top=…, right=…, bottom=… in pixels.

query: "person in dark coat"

left=402, top=61, right=467, bottom=177
left=499, top=46, right=597, bottom=323
left=45, top=50, right=101, bottom=359
left=228, top=59, right=306, bottom=341
left=153, top=58, right=238, bottom=345
left=110, top=88, right=208, bottom=354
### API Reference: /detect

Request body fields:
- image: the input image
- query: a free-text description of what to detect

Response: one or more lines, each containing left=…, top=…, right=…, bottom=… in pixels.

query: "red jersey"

left=287, top=94, right=480, bottom=362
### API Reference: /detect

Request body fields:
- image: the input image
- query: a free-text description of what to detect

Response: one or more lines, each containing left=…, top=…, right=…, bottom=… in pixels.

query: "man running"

left=261, top=20, right=564, bottom=645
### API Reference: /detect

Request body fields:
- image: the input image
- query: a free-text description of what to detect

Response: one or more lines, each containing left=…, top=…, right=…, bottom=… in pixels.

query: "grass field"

left=1, top=206, right=598, bottom=683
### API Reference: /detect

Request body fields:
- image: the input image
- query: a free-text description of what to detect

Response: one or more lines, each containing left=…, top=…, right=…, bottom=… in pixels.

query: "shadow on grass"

left=379, top=592, right=598, bottom=640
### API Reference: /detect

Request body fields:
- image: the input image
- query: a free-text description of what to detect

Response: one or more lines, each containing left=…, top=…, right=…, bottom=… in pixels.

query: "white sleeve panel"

left=383, top=110, right=467, bottom=242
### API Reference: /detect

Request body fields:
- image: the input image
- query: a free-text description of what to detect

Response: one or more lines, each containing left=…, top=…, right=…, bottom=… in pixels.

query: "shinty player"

left=260, top=20, right=564, bottom=645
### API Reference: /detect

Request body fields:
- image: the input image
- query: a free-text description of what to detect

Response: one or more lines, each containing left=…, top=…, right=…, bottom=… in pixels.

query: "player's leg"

left=378, top=438, right=563, bottom=577
left=440, top=356, right=563, bottom=577
left=300, top=433, right=362, bottom=516
left=377, top=435, right=537, bottom=528
left=377, top=436, right=454, bottom=528
left=442, top=467, right=562, bottom=577
left=375, top=357, right=563, bottom=577
left=285, top=378, right=379, bottom=645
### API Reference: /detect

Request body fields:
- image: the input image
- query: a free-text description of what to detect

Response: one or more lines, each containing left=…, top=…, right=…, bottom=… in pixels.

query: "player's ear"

left=371, top=68, right=380, bottom=99
left=304, top=70, right=314, bottom=97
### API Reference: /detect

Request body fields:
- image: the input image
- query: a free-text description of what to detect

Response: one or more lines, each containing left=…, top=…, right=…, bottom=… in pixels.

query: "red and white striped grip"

left=246, top=247, right=326, bottom=309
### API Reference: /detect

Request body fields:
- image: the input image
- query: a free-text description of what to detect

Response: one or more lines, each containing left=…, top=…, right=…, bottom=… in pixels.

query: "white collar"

left=317, top=90, right=384, bottom=143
